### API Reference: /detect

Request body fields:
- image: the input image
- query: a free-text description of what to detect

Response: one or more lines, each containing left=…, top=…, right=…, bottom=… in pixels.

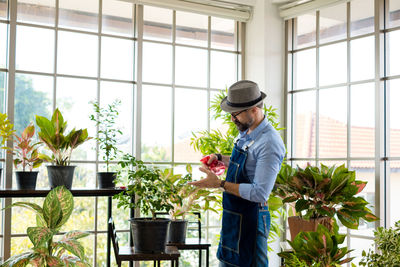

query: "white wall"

left=245, top=1, right=285, bottom=266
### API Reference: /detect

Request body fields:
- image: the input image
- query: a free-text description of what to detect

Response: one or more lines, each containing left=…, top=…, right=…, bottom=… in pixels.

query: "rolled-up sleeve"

left=238, top=136, right=285, bottom=203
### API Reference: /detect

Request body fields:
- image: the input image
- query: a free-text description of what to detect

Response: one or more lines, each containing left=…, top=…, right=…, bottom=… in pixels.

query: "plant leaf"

left=27, top=226, right=53, bottom=248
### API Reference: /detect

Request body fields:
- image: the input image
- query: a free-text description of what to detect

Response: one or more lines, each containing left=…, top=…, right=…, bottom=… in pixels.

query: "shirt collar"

left=239, top=116, right=269, bottom=140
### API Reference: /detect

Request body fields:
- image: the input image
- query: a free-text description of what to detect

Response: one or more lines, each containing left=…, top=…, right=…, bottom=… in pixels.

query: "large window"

left=0, top=0, right=242, bottom=266
left=286, top=0, right=400, bottom=264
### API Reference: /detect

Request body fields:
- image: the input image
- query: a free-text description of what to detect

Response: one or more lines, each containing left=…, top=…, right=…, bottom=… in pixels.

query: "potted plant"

left=278, top=224, right=356, bottom=267
left=36, top=108, right=91, bottom=189
left=114, top=153, right=174, bottom=253
left=360, top=220, right=400, bottom=266
left=160, top=164, right=218, bottom=243
left=10, top=123, right=44, bottom=189
left=2, top=186, right=91, bottom=266
left=89, top=99, right=122, bottom=188
left=0, top=112, right=15, bottom=177
left=275, top=163, right=379, bottom=240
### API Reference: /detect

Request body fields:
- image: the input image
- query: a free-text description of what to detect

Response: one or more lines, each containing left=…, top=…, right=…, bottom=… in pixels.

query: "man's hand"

left=188, top=165, right=221, bottom=188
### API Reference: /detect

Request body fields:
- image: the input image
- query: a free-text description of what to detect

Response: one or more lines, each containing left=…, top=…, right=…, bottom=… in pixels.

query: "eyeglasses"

left=231, top=109, right=247, bottom=120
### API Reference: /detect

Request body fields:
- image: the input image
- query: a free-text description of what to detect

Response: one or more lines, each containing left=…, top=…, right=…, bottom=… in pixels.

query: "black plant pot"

left=167, top=219, right=188, bottom=244
left=130, top=218, right=171, bottom=253
left=15, top=171, right=38, bottom=190
left=97, top=172, right=116, bottom=188
left=47, top=165, right=76, bottom=189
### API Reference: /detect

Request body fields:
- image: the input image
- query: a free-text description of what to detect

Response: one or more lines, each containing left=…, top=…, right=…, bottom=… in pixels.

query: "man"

left=189, top=80, right=286, bottom=267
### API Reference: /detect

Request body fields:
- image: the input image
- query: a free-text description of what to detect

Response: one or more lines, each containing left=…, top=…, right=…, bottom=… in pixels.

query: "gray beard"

left=234, top=117, right=254, bottom=132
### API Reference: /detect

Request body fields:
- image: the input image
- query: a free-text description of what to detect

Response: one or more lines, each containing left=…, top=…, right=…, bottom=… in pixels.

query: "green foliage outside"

left=3, top=186, right=91, bottom=266
left=360, top=220, right=400, bottom=267
left=278, top=224, right=356, bottom=267
left=190, top=89, right=286, bottom=246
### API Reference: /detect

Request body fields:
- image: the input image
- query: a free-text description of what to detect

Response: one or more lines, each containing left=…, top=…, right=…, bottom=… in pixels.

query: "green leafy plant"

left=190, top=89, right=286, bottom=245
left=275, top=163, right=378, bottom=229
left=114, top=154, right=174, bottom=220
left=160, top=164, right=219, bottom=220
left=2, top=186, right=90, bottom=267
left=360, top=220, right=400, bottom=267
left=11, top=123, right=44, bottom=171
left=89, top=100, right=122, bottom=172
left=35, top=108, right=91, bottom=166
left=0, top=112, right=15, bottom=148
left=278, top=224, right=356, bottom=267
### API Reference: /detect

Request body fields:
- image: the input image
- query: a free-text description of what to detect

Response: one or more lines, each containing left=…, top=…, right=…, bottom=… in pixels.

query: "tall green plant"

left=114, top=154, right=174, bottom=220
left=190, top=89, right=286, bottom=245
left=89, top=100, right=122, bottom=172
left=36, top=109, right=91, bottom=166
left=2, top=186, right=90, bottom=267
left=360, top=220, right=400, bottom=266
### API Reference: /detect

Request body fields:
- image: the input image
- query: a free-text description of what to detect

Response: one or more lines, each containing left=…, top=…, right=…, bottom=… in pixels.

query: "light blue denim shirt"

left=237, top=116, right=286, bottom=203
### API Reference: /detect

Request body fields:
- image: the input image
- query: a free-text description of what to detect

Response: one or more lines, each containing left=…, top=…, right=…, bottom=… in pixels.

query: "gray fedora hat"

left=220, top=80, right=266, bottom=113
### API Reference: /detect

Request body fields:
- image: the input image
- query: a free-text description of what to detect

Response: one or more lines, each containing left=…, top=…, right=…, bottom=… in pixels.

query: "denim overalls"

left=217, top=135, right=271, bottom=267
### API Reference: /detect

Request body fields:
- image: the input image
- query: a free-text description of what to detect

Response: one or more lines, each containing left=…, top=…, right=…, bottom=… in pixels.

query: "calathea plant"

left=275, top=163, right=378, bottom=229
left=36, top=108, right=91, bottom=166
left=278, top=224, right=356, bottom=267
left=2, top=186, right=90, bottom=266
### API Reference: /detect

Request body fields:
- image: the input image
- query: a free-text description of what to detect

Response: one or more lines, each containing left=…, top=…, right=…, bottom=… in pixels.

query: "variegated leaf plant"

left=2, top=186, right=91, bottom=267
left=35, top=108, right=91, bottom=166
left=275, top=163, right=379, bottom=229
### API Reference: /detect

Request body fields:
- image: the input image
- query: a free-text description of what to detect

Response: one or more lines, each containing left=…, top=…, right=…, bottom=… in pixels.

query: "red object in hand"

left=200, top=155, right=226, bottom=175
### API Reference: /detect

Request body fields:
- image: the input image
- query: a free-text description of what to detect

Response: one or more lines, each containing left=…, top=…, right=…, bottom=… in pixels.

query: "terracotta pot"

left=288, top=216, right=333, bottom=241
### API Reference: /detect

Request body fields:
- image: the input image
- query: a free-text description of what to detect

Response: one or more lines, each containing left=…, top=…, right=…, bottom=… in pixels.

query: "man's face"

left=231, top=109, right=254, bottom=132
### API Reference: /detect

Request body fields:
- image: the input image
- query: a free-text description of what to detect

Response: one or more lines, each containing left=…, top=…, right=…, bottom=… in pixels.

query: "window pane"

left=0, top=71, right=5, bottom=113
left=388, top=30, right=400, bottom=77
left=17, top=0, right=55, bottom=26
left=389, top=0, right=400, bottom=28
left=143, top=6, right=172, bottom=42
left=174, top=88, right=207, bottom=163
left=350, top=83, right=374, bottom=158
left=319, top=87, right=347, bottom=158
left=0, top=0, right=7, bottom=19
left=142, top=42, right=172, bottom=84
left=319, top=42, right=347, bottom=86
left=0, top=23, right=6, bottom=68
left=100, top=81, right=133, bottom=155
left=101, top=37, right=133, bottom=81
left=390, top=79, right=400, bottom=157
left=141, top=85, right=171, bottom=162
left=390, top=161, right=400, bottom=226
left=11, top=197, right=44, bottom=234
left=349, top=161, right=375, bottom=237
left=211, top=17, right=235, bottom=51
left=59, top=0, right=98, bottom=32
left=296, top=13, right=316, bottom=49
left=57, top=31, right=98, bottom=77
left=351, top=36, right=375, bottom=82
left=294, top=48, right=315, bottom=90
left=56, top=77, right=97, bottom=161
left=175, top=46, right=207, bottom=87
left=319, top=3, right=346, bottom=44
left=11, top=237, right=31, bottom=255
left=351, top=0, right=374, bottom=37
left=15, top=74, right=53, bottom=134
left=292, top=91, right=316, bottom=158
left=62, top=193, right=95, bottom=230
left=210, top=51, right=236, bottom=89
left=16, top=25, right=54, bottom=73
left=349, top=237, right=375, bottom=265
left=291, top=160, right=316, bottom=169
left=102, top=0, right=134, bottom=37
left=176, top=11, right=208, bottom=47
left=210, top=90, right=227, bottom=131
